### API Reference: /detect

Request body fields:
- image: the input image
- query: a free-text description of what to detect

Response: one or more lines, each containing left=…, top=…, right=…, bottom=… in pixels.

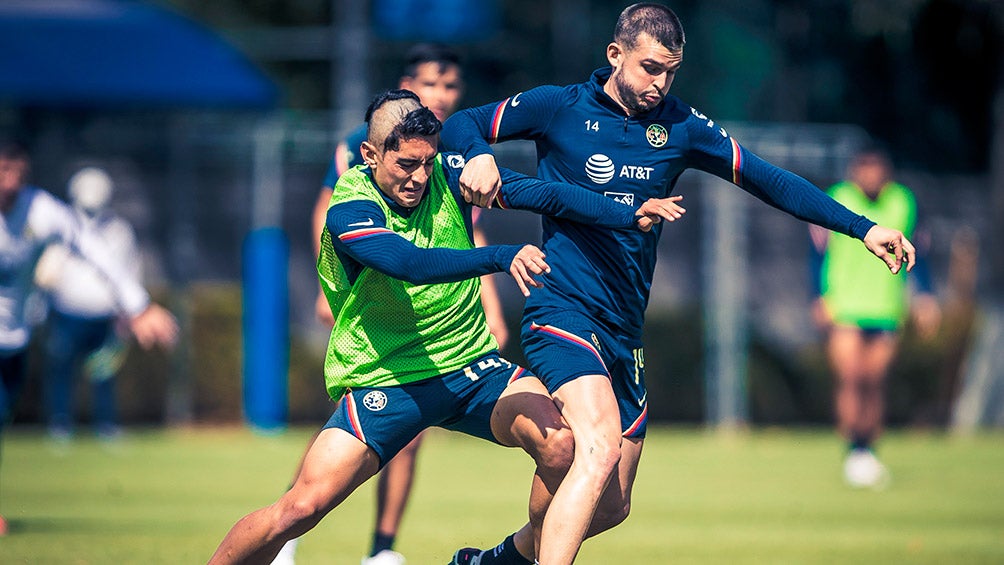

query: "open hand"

left=509, top=244, right=550, bottom=297
left=128, top=303, right=179, bottom=350
left=635, top=195, right=686, bottom=231
left=863, top=225, right=915, bottom=274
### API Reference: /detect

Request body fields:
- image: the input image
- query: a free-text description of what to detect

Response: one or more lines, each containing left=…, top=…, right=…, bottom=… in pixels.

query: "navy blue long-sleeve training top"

left=325, top=152, right=642, bottom=287
left=442, top=67, right=876, bottom=337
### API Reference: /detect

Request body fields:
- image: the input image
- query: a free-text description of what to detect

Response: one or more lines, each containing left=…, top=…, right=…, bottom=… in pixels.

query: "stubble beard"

left=613, top=72, right=658, bottom=115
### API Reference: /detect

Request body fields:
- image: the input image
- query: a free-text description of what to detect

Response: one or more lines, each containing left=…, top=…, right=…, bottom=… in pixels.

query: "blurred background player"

left=35, top=167, right=141, bottom=442
left=810, top=146, right=941, bottom=489
left=276, top=44, right=505, bottom=565
left=0, top=141, right=177, bottom=535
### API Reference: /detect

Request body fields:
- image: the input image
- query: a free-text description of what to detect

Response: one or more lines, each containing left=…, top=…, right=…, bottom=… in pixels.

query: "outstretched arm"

left=327, top=200, right=548, bottom=294
left=480, top=166, right=687, bottom=230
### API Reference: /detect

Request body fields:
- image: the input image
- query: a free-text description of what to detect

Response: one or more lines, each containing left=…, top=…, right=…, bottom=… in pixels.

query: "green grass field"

left=2, top=426, right=1003, bottom=564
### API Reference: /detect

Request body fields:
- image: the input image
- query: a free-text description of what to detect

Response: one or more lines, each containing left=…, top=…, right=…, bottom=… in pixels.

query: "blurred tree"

left=161, top=0, right=1000, bottom=172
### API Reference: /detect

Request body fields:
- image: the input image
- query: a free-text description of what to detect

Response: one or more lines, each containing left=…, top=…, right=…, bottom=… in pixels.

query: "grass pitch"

left=2, top=426, right=1002, bottom=564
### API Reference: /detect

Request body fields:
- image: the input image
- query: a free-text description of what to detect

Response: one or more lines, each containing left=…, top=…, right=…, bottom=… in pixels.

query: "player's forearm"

left=441, top=109, right=496, bottom=159
left=742, top=152, right=875, bottom=240
left=497, top=171, right=637, bottom=228
left=343, top=236, right=521, bottom=285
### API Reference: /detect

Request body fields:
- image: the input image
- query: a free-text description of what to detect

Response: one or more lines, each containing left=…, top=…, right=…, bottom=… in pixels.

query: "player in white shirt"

left=0, top=141, right=177, bottom=535
left=38, top=167, right=143, bottom=441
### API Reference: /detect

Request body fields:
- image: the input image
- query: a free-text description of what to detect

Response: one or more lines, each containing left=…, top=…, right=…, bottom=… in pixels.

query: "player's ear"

left=606, top=42, right=624, bottom=68
left=360, top=141, right=380, bottom=169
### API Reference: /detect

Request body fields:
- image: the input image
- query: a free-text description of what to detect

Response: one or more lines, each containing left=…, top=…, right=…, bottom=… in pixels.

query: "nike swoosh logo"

left=637, top=392, right=647, bottom=407
left=347, top=218, right=374, bottom=227
left=511, top=92, right=522, bottom=107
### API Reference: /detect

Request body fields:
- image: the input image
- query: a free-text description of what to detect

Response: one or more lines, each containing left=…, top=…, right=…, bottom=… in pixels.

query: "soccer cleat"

left=449, top=547, right=484, bottom=565
left=843, top=449, right=891, bottom=490
left=361, top=549, right=406, bottom=565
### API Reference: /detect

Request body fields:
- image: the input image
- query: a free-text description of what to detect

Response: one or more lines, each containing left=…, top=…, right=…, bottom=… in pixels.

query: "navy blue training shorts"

left=521, top=307, right=648, bottom=438
left=324, top=352, right=532, bottom=467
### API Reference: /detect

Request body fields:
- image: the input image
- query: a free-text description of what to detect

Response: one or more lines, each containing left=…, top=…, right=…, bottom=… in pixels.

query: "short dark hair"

left=614, top=3, right=686, bottom=52
left=401, top=43, right=462, bottom=78
left=365, top=89, right=442, bottom=152
left=852, top=143, right=893, bottom=169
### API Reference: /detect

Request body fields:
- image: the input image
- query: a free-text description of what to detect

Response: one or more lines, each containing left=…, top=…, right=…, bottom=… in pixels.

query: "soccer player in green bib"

left=208, top=90, right=685, bottom=564
left=810, top=146, right=940, bottom=488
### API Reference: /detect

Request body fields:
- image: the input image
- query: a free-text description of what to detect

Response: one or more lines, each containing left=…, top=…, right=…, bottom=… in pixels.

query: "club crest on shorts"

left=646, top=124, right=668, bottom=148
left=362, top=390, right=388, bottom=411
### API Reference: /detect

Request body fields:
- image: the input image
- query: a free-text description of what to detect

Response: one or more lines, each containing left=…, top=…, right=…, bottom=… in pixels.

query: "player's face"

left=606, top=33, right=683, bottom=115
left=367, top=135, right=439, bottom=208
left=0, top=157, right=28, bottom=201
left=399, top=62, right=464, bottom=123
left=850, top=156, right=891, bottom=199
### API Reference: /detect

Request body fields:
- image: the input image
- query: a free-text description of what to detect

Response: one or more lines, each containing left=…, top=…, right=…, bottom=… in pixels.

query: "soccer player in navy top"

left=442, top=4, right=918, bottom=564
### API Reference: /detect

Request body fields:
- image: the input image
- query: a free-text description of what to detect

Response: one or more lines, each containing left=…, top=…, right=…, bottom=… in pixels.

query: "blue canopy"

left=0, top=0, right=278, bottom=108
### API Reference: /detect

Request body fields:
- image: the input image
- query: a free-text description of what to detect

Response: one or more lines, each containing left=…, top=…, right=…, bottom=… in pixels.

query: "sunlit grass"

left=2, top=426, right=1002, bottom=564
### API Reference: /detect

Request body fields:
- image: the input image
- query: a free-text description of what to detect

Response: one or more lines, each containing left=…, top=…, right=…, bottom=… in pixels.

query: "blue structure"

left=0, top=0, right=277, bottom=108
left=241, top=228, right=289, bottom=432
left=372, top=0, right=500, bottom=43
left=0, top=0, right=286, bottom=429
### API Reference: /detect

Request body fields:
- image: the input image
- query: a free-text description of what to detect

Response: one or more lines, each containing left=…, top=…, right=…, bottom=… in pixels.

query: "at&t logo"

left=585, top=154, right=615, bottom=184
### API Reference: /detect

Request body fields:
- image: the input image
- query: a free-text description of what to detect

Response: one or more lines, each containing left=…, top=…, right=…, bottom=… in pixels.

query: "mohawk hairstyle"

left=365, top=89, right=442, bottom=152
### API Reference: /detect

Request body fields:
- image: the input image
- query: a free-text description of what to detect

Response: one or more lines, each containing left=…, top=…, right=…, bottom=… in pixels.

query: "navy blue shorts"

left=324, top=352, right=532, bottom=467
left=521, top=307, right=648, bottom=438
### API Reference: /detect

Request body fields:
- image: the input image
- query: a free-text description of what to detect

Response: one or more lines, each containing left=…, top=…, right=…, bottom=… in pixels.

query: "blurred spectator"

left=35, top=167, right=141, bottom=442
left=0, top=140, right=177, bottom=535
left=810, top=145, right=941, bottom=489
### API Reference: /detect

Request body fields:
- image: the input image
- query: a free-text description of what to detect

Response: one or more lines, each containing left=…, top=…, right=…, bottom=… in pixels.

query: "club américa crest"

left=362, top=390, right=388, bottom=411
left=645, top=124, right=668, bottom=148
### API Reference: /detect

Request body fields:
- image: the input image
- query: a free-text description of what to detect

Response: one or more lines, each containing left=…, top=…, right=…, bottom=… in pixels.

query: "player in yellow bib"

left=810, top=146, right=940, bottom=488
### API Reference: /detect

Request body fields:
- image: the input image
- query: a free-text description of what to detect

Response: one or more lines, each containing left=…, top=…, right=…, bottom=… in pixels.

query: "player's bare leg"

left=536, top=375, right=623, bottom=565
left=828, top=326, right=866, bottom=439
left=367, top=432, right=423, bottom=559
left=471, top=436, right=643, bottom=564
left=828, top=326, right=896, bottom=488
left=489, top=376, right=574, bottom=562
left=858, top=332, right=898, bottom=442
left=209, top=428, right=379, bottom=564
left=587, top=436, right=643, bottom=537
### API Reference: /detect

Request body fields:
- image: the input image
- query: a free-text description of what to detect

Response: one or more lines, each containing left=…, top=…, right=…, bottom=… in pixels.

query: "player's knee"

left=276, top=493, right=327, bottom=533
left=577, top=435, right=622, bottom=481
left=592, top=499, right=631, bottom=533
left=535, top=425, right=575, bottom=478
left=595, top=436, right=624, bottom=471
